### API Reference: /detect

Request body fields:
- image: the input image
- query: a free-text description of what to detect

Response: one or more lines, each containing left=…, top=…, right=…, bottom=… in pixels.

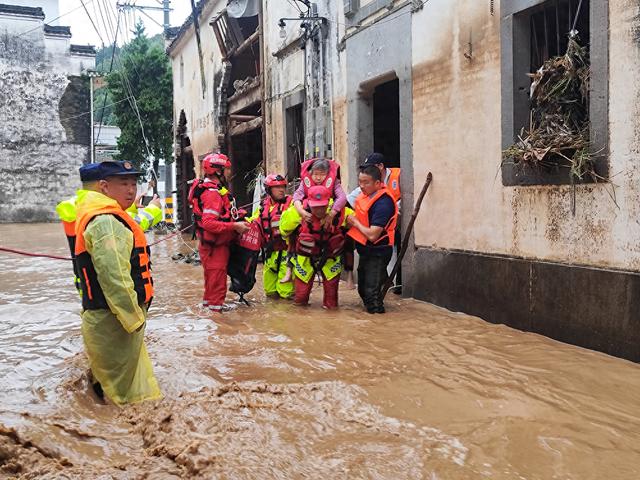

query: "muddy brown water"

left=0, top=223, right=639, bottom=479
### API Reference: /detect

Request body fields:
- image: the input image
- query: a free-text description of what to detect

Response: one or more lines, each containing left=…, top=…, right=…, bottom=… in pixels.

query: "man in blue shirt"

left=347, top=165, right=398, bottom=313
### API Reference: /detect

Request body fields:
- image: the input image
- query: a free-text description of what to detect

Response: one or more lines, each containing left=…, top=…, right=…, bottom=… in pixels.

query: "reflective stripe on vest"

left=295, top=209, right=345, bottom=259
left=75, top=203, right=154, bottom=310
left=347, top=187, right=398, bottom=246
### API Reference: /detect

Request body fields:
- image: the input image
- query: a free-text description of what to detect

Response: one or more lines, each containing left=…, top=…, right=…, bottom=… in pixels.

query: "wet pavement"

left=1, top=223, right=639, bottom=479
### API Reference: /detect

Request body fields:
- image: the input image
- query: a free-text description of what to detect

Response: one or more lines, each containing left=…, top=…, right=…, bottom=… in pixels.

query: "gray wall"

left=343, top=5, right=416, bottom=293
left=0, top=17, right=91, bottom=223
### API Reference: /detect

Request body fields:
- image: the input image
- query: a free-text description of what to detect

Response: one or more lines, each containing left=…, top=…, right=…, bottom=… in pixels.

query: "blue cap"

left=97, top=161, right=142, bottom=178
left=361, top=152, right=386, bottom=167
left=79, top=163, right=102, bottom=182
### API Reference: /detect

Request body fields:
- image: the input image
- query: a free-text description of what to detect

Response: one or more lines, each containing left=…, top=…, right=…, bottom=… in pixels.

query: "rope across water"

left=0, top=223, right=195, bottom=262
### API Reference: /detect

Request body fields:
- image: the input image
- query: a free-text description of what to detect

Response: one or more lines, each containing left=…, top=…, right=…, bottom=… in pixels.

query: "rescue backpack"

left=227, top=221, right=262, bottom=303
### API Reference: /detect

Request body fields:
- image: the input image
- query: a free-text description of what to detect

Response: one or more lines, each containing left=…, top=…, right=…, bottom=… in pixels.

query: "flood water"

left=0, top=223, right=639, bottom=479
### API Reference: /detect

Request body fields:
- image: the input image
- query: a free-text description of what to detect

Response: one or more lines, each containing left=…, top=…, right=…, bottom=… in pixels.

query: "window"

left=501, top=0, right=608, bottom=186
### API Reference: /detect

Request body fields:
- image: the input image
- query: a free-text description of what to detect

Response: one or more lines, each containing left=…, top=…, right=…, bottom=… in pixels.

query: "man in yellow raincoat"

left=74, top=160, right=161, bottom=405
left=56, top=164, right=163, bottom=297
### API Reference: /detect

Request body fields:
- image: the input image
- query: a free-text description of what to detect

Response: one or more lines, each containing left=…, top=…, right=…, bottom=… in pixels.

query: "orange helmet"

left=264, top=173, right=287, bottom=188
left=202, top=153, right=230, bottom=175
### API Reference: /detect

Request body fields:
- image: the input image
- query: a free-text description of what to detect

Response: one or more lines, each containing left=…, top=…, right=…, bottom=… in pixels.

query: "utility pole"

left=87, top=70, right=101, bottom=164
left=117, top=1, right=174, bottom=220
left=163, top=0, right=170, bottom=30
left=116, top=2, right=171, bottom=31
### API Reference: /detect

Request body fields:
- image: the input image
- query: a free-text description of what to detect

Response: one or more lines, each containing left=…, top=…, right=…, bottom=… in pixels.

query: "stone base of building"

left=410, top=247, right=640, bottom=362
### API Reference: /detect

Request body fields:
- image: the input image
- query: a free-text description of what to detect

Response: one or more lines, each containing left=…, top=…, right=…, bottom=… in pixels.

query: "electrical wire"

left=60, top=95, right=133, bottom=122
left=95, top=9, right=122, bottom=144
left=79, top=0, right=105, bottom=46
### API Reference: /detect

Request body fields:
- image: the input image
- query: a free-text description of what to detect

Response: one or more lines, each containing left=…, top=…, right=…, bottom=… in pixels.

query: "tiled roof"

left=70, top=44, right=96, bottom=55
left=0, top=4, right=45, bottom=18
left=44, top=24, right=71, bottom=37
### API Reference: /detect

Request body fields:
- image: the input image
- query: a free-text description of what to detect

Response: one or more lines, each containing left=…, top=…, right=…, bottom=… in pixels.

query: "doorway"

left=230, top=127, right=263, bottom=209
left=285, top=103, right=304, bottom=182
left=372, top=79, right=400, bottom=168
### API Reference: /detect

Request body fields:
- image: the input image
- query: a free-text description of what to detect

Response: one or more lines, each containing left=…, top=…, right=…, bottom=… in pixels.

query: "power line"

left=79, top=0, right=105, bottom=46
left=59, top=95, right=134, bottom=122
left=95, top=8, right=123, bottom=144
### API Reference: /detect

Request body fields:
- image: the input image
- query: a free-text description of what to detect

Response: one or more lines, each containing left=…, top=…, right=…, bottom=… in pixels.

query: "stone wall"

left=0, top=9, right=92, bottom=223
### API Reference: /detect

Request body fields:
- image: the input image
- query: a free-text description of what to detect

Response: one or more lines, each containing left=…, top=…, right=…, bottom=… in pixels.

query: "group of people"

left=55, top=153, right=400, bottom=406
left=190, top=152, right=401, bottom=315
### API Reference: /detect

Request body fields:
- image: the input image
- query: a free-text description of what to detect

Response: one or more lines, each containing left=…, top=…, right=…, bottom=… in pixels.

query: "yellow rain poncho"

left=56, top=189, right=163, bottom=232
left=77, top=191, right=161, bottom=405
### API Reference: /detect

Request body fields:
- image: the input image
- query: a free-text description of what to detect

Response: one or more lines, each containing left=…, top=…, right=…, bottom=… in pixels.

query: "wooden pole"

left=382, top=172, right=433, bottom=299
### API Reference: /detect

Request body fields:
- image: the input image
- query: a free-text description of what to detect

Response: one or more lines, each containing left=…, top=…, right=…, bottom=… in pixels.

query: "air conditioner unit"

left=227, top=0, right=259, bottom=18
left=344, top=0, right=358, bottom=17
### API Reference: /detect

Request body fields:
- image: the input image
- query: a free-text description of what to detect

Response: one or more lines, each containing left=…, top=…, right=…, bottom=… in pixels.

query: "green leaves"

left=105, top=22, right=173, bottom=177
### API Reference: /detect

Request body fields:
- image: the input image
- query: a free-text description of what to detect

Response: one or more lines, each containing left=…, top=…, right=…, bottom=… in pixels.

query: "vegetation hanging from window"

left=503, top=33, right=595, bottom=181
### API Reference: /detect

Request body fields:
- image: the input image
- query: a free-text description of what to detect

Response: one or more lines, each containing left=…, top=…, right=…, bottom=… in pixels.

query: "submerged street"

left=0, top=223, right=639, bottom=479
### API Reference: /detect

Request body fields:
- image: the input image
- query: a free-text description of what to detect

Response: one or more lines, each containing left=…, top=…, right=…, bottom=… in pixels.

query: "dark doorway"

left=372, top=78, right=400, bottom=168
left=285, top=103, right=304, bottom=181
left=230, top=127, right=263, bottom=209
left=175, top=110, right=195, bottom=227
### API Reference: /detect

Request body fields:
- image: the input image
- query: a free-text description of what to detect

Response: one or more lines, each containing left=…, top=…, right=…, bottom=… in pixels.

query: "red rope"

left=0, top=223, right=196, bottom=261
left=0, top=246, right=72, bottom=261
left=148, top=223, right=194, bottom=247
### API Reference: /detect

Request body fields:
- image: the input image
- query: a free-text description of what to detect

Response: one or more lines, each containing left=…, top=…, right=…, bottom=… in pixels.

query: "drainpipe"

left=88, top=71, right=96, bottom=163
left=90, top=77, right=94, bottom=163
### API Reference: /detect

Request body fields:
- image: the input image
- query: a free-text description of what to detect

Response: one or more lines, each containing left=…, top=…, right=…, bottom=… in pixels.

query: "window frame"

left=500, top=0, right=609, bottom=186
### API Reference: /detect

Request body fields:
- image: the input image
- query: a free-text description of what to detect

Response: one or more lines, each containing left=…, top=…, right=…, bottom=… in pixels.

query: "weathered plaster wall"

left=169, top=0, right=226, bottom=162
left=0, top=13, right=92, bottom=223
left=411, top=0, right=640, bottom=271
left=262, top=0, right=346, bottom=181
left=262, top=0, right=305, bottom=176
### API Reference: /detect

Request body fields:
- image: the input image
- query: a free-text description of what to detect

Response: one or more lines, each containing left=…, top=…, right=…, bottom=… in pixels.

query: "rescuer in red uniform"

left=188, top=153, right=250, bottom=312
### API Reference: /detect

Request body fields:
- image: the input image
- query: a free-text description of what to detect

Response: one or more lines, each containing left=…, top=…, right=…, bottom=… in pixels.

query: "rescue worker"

left=280, top=185, right=350, bottom=309
left=346, top=152, right=401, bottom=289
left=74, top=160, right=161, bottom=404
left=56, top=163, right=162, bottom=296
left=347, top=164, right=398, bottom=314
left=346, top=152, right=401, bottom=206
left=292, top=158, right=348, bottom=228
left=188, top=153, right=250, bottom=312
left=250, top=174, right=294, bottom=299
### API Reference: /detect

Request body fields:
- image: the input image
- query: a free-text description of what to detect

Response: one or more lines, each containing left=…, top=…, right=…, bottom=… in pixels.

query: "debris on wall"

left=503, top=34, right=593, bottom=181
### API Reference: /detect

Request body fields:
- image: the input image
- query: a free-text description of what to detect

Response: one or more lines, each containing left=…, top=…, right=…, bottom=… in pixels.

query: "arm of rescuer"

left=292, top=182, right=313, bottom=223
left=126, top=195, right=163, bottom=232
left=279, top=203, right=303, bottom=240
left=83, top=215, right=146, bottom=333
left=200, top=188, right=250, bottom=235
left=320, top=180, right=348, bottom=228
left=346, top=194, right=395, bottom=244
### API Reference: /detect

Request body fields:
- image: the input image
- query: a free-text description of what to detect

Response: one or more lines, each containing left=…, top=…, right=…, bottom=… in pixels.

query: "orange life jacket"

left=300, top=158, right=340, bottom=195
left=61, top=219, right=82, bottom=293
left=386, top=168, right=401, bottom=203
left=75, top=204, right=154, bottom=311
left=259, top=195, right=292, bottom=253
left=347, top=187, right=398, bottom=247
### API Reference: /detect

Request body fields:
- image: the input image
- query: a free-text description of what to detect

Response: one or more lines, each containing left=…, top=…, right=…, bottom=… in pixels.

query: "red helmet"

left=202, top=153, right=230, bottom=175
left=264, top=173, right=287, bottom=188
